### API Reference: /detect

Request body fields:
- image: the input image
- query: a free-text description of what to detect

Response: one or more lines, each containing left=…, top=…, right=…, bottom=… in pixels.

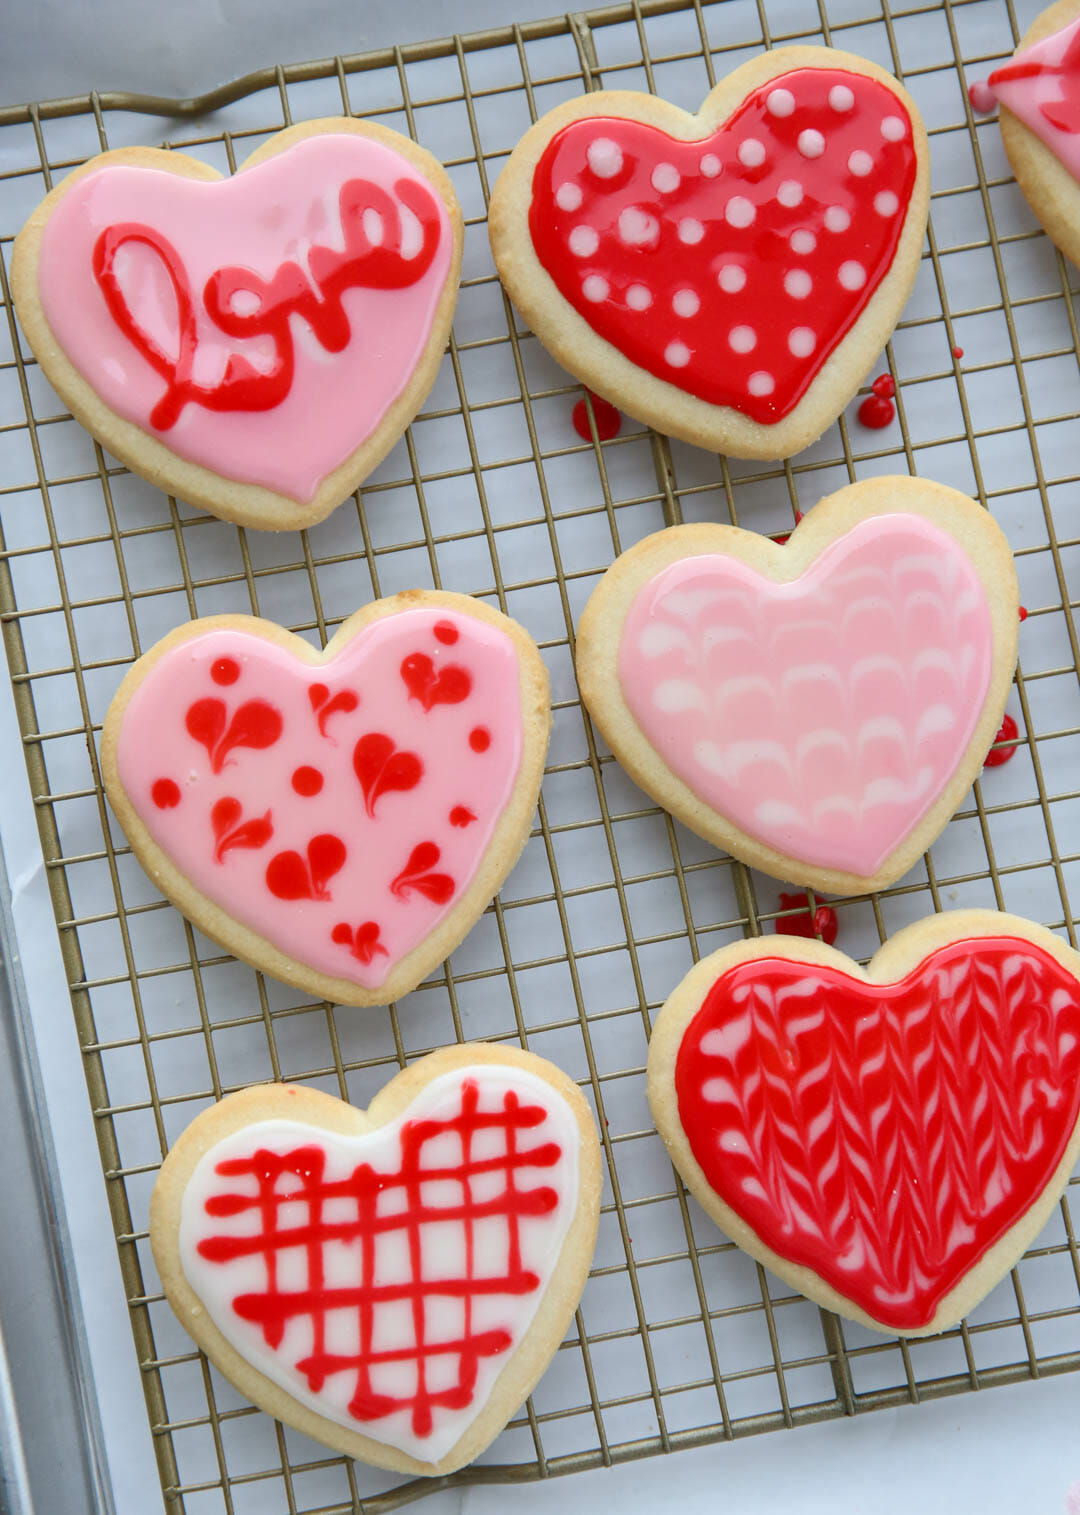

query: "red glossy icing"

left=195, top=1078, right=561, bottom=1436
left=291, top=765, right=324, bottom=797
left=352, top=732, right=423, bottom=817
left=529, top=69, right=917, bottom=422
left=469, top=727, right=491, bottom=753
left=401, top=652, right=472, bottom=711
left=572, top=390, right=622, bottom=441
left=391, top=842, right=455, bottom=904
left=1019, top=605, right=1029, bottom=622
left=450, top=806, right=477, bottom=828
left=92, top=179, right=442, bottom=432
left=152, top=777, right=181, bottom=809
left=309, top=684, right=360, bottom=740
left=871, top=374, right=895, bottom=398
left=434, top=620, right=460, bottom=645
left=857, top=372, right=896, bottom=428
left=952, top=344, right=964, bottom=359
left=185, top=696, right=283, bottom=774
left=266, top=834, right=347, bottom=901
left=989, top=25, right=1080, bottom=134
left=774, top=891, right=838, bottom=946
left=331, top=920, right=388, bottom=965
left=983, top=712, right=1020, bottom=768
left=674, top=938, right=1080, bottom=1329
left=212, top=796, right=273, bottom=862
left=212, top=657, right=241, bottom=685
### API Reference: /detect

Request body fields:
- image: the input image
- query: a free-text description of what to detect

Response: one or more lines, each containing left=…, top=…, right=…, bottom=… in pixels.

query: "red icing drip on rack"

left=196, top=1079, right=563, bottom=1437
left=674, top=937, right=1080, bottom=1329
left=983, top=712, right=1020, bottom=768
left=572, top=391, right=622, bottom=441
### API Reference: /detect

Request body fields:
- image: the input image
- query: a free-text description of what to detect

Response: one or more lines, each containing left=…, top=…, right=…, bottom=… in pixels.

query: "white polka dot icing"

left=529, top=66, right=918, bottom=425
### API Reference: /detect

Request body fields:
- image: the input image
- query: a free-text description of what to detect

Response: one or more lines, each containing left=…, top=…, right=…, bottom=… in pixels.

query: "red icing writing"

left=400, top=652, right=472, bottom=711
left=212, top=796, right=273, bottom=862
left=196, top=1079, right=561, bottom=1436
left=331, top=920, right=388, bottom=966
left=674, top=938, right=1080, bottom=1330
left=266, top=834, right=347, bottom=901
left=93, top=177, right=443, bottom=432
left=352, top=732, right=423, bottom=817
left=185, top=696, right=283, bottom=774
left=309, top=683, right=360, bottom=740
left=529, top=69, right=917, bottom=423
left=983, top=712, right=1020, bottom=768
left=390, top=842, right=455, bottom=904
left=774, top=891, right=838, bottom=946
left=152, top=777, right=181, bottom=809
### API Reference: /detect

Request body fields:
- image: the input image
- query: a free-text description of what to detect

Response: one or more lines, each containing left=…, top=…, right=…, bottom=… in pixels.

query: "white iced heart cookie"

left=575, top=477, right=1019, bottom=895
left=150, top=1044, right=601, bottom=1475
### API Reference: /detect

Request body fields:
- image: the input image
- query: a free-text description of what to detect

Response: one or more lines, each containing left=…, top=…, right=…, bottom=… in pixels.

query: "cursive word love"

left=92, top=176, right=442, bottom=431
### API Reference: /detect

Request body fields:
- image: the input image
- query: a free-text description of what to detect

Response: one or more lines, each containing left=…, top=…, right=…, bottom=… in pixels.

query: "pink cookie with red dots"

left=102, top=592, right=550, bottom=1006
left=489, top=46, right=929, bottom=461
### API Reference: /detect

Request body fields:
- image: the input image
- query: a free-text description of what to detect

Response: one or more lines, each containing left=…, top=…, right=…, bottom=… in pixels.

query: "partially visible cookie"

left=12, top=119, right=462, bottom=530
left=489, top=46, right=929, bottom=460
left=150, top=1043, right=602, bottom=1475
left=647, top=910, right=1080, bottom=1336
left=101, top=591, right=549, bottom=1006
left=976, top=0, right=1080, bottom=266
left=575, top=476, right=1018, bottom=896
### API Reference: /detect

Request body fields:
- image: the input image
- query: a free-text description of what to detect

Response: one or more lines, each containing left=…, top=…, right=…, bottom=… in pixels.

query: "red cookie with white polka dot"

left=489, top=47, right=929, bottom=461
left=101, top=591, right=550, bottom=1006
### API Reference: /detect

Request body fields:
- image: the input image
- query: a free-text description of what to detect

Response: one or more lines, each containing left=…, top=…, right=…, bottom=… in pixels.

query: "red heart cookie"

left=102, top=594, right=550, bottom=1007
left=489, top=47, right=929, bottom=459
left=150, top=1045, right=601, bottom=1474
left=648, top=913, right=1080, bottom=1335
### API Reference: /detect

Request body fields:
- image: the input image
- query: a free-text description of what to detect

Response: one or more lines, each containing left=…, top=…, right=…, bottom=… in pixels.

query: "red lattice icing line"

left=529, top=68, right=917, bottom=422
left=675, top=938, right=1080, bottom=1329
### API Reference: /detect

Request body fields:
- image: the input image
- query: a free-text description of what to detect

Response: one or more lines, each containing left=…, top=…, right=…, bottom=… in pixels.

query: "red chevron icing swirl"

left=529, top=69, right=917, bottom=422
left=674, top=938, right=1080, bottom=1329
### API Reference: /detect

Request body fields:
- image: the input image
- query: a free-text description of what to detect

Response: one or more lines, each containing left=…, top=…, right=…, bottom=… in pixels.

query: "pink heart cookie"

left=102, top=593, right=550, bottom=1006
left=12, top=120, right=462, bottom=530
left=150, top=1045, right=601, bottom=1474
left=489, top=46, right=929, bottom=460
left=576, top=477, right=1018, bottom=895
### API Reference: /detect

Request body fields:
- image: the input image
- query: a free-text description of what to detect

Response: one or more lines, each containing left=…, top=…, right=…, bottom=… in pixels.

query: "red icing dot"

left=469, top=727, right=491, bottom=753
left=434, top=620, right=459, bottom=645
left=572, top=391, right=622, bottom=442
left=211, top=657, right=240, bottom=685
left=774, top=890, right=839, bottom=946
left=984, top=712, right=1019, bottom=769
left=871, top=374, right=895, bottom=399
left=857, top=392, right=895, bottom=429
left=952, top=345, right=964, bottom=359
left=152, top=777, right=181, bottom=809
left=292, top=765, right=324, bottom=796
left=450, top=805, right=477, bottom=827
left=1018, top=605, right=1028, bottom=622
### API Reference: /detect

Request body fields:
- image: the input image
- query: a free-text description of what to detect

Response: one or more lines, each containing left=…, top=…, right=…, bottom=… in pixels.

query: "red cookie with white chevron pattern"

left=647, top=911, right=1080, bottom=1336
left=489, top=46, right=929, bottom=460
left=102, top=591, right=549, bottom=1006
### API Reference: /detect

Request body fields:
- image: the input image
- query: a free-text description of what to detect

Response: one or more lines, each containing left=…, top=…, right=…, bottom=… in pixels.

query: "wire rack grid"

left=1, top=0, right=1079, bottom=1511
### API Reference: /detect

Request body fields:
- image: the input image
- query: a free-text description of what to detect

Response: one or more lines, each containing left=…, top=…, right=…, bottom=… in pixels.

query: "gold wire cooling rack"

left=1, top=0, right=1080, bottom=1510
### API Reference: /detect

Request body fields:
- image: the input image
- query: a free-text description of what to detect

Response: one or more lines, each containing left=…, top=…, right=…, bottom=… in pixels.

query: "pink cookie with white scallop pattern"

left=489, top=46, right=929, bottom=460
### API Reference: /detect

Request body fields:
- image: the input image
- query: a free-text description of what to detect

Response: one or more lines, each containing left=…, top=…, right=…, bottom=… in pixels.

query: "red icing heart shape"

left=668, top=934, right=1080, bottom=1330
left=352, top=732, right=423, bottom=816
left=529, top=67, right=918, bottom=423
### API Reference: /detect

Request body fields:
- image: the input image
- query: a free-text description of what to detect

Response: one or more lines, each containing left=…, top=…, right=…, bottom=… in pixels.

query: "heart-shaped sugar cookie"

left=12, top=120, right=462, bottom=530
left=102, top=593, right=549, bottom=1006
left=489, top=46, right=929, bottom=459
left=150, top=1045, right=601, bottom=1474
left=576, top=477, right=1018, bottom=895
left=647, top=912, right=1080, bottom=1335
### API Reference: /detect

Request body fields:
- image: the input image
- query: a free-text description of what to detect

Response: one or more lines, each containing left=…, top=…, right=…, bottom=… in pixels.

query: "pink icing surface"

left=984, top=17, right=1080, bottom=181
left=617, top=515, right=993, bottom=877
left=116, top=609, right=522, bottom=990
left=36, top=135, right=453, bottom=504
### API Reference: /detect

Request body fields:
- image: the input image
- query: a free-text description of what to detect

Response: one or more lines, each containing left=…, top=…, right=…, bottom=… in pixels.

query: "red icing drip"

left=450, top=806, right=477, bottom=828
left=390, top=842, right=455, bottom=904
left=152, top=777, right=181, bottom=809
left=352, top=732, right=423, bottom=817
left=185, top=696, right=283, bottom=774
left=968, top=80, right=997, bottom=115
left=774, top=891, right=838, bottom=946
left=952, top=344, right=964, bottom=359
left=1019, top=605, right=1028, bottom=622
left=871, top=374, right=895, bottom=398
left=212, top=657, right=241, bottom=685
left=92, top=178, right=443, bottom=432
left=331, top=920, right=388, bottom=965
left=529, top=69, right=917, bottom=422
left=572, top=391, right=622, bottom=441
left=983, top=712, right=1020, bottom=768
left=773, top=508, right=803, bottom=545
left=212, top=796, right=273, bottom=862
left=400, top=652, right=472, bottom=711
left=266, top=834, right=346, bottom=901
left=469, top=727, right=491, bottom=753
left=291, top=765, right=324, bottom=797
left=674, top=938, right=1080, bottom=1330
left=434, top=620, right=459, bottom=645
left=196, top=1080, right=561, bottom=1435
left=857, top=392, right=895, bottom=429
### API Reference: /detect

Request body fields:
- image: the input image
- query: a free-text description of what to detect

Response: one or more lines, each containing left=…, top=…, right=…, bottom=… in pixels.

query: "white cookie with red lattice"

left=150, top=1044, right=601, bottom=1475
